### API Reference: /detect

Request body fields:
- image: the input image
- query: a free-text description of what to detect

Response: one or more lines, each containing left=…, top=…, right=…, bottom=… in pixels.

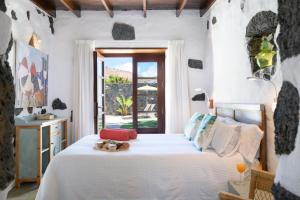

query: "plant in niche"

left=116, top=95, right=133, bottom=116
left=255, top=34, right=277, bottom=69
left=245, top=11, right=277, bottom=80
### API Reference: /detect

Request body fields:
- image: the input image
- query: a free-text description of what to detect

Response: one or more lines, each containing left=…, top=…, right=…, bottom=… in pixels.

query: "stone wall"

left=272, top=0, right=300, bottom=198
left=105, top=84, right=132, bottom=115
left=105, top=83, right=157, bottom=115
left=208, top=0, right=279, bottom=172
left=0, top=6, right=15, bottom=192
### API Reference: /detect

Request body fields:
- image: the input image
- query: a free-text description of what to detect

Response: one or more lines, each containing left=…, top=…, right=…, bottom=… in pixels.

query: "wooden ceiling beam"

left=59, top=0, right=81, bottom=17
left=30, top=0, right=56, bottom=18
left=143, top=0, right=147, bottom=18
left=176, top=0, right=188, bottom=17
left=100, top=0, right=114, bottom=18
left=200, top=0, right=216, bottom=17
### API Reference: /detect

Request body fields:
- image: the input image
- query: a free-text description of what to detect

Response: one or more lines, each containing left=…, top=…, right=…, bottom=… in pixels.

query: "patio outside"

left=99, top=57, right=158, bottom=130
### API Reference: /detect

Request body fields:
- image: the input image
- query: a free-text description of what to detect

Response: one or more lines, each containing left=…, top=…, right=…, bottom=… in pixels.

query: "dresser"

left=15, top=116, right=68, bottom=188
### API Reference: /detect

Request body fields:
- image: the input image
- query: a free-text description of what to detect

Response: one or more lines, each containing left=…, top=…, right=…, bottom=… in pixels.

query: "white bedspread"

left=36, top=134, right=243, bottom=200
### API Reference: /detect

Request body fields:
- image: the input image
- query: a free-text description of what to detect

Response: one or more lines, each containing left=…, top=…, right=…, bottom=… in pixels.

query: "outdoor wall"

left=206, top=0, right=280, bottom=172
left=105, top=84, right=133, bottom=115
left=52, top=10, right=211, bottom=126
left=105, top=83, right=158, bottom=115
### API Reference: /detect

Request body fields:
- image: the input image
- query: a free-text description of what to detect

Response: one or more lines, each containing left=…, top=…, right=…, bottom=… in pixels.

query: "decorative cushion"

left=193, top=114, right=217, bottom=151
left=238, top=124, right=264, bottom=163
left=211, top=121, right=241, bottom=156
left=100, top=129, right=137, bottom=141
left=128, top=129, right=138, bottom=140
left=184, top=113, right=205, bottom=140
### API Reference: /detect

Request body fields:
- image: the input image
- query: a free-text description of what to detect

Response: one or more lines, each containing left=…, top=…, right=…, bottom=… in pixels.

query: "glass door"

left=133, top=54, right=165, bottom=133
left=95, top=52, right=165, bottom=134
left=103, top=57, right=133, bottom=129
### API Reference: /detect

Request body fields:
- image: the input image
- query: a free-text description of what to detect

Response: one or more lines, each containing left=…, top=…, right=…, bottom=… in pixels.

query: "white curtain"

left=72, top=40, right=95, bottom=142
left=165, top=40, right=191, bottom=133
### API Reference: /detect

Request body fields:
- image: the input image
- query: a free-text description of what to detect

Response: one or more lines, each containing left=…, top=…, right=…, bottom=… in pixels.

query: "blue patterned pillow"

left=184, top=113, right=205, bottom=140
left=193, top=114, right=217, bottom=151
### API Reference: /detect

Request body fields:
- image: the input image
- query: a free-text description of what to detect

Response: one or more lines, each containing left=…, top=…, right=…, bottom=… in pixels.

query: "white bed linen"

left=36, top=134, right=243, bottom=200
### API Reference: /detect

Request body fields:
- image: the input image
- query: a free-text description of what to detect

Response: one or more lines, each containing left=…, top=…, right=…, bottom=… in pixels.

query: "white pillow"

left=184, top=113, right=204, bottom=140
left=217, top=116, right=239, bottom=125
left=238, top=124, right=264, bottom=163
left=211, top=121, right=241, bottom=157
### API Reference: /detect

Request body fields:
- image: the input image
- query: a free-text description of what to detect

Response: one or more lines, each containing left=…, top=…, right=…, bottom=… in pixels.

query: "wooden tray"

left=94, top=140, right=130, bottom=152
left=36, top=114, right=55, bottom=120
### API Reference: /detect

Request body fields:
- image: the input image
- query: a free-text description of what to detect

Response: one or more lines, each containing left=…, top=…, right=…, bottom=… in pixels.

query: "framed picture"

left=15, top=41, right=48, bottom=108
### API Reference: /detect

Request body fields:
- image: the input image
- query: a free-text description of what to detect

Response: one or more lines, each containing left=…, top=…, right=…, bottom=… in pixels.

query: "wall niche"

left=246, top=11, right=277, bottom=80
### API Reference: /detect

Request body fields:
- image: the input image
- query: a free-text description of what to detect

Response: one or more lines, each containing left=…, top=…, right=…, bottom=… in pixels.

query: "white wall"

left=6, top=0, right=56, bottom=115
left=1, top=0, right=281, bottom=197
left=52, top=10, right=211, bottom=136
left=206, top=0, right=280, bottom=172
left=5, top=4, right=211, bottom=135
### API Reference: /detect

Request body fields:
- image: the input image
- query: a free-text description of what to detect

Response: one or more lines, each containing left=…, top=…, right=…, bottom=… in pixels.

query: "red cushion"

left=128, top=129, right=138, bottom=140
left=100, top=129, right=137, bottom=141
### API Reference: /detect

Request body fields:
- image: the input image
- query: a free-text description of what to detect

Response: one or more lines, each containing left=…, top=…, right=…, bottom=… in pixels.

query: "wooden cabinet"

left=15, top=116, right=68, bottom=188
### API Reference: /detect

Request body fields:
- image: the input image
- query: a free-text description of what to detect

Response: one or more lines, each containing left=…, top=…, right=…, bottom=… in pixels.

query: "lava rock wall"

left=272, top=0, right=300, bottom=199
left=0, top=60, right=15, bottom=190
left=0, top=9, right=15, bottom=190
left=112, top=23, right=135, bottom=40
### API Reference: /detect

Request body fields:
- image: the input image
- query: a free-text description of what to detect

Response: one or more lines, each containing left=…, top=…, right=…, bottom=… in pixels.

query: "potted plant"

left=255, top=34, right=277, bottom=69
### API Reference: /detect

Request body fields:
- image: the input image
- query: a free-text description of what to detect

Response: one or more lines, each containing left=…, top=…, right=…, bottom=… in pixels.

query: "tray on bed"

left=94, top=140, right=130, bottom=152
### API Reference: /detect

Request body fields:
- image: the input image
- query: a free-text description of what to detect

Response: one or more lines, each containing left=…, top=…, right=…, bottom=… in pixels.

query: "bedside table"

left=228, top=178, right=250, bottom=199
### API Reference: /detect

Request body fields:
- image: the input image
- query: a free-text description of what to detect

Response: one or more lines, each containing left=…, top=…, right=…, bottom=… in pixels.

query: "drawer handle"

left=53, top=146, right=57, bottom=156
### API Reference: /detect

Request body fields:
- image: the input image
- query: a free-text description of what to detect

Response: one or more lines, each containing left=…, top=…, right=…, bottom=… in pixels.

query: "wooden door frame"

left=95, top=52, right=165, bottom=134
left=93, top=52, right=98, bottom=134
left=133, top=54, right=165, bottom=133
left=93, top=51, right=105, bottom=134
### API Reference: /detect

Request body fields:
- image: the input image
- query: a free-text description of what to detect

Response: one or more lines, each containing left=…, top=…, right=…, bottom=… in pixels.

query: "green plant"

left=116, top=96, right=133, bottom=116
left=105, top=75, right=130, bottom=84
left=255, top=34, right=276, bottom=69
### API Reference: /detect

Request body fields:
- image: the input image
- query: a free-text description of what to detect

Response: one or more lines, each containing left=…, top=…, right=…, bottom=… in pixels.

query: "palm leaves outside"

left=116, top=96, right=133, bottom=116
left=105, top=75, right=130, bottom=84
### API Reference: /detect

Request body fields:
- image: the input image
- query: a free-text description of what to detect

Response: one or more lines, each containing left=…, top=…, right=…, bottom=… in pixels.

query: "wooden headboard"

left=215, top=103, right=267, bottom=171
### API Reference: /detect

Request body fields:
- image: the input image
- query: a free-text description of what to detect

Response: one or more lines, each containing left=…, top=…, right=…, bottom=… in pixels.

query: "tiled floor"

left=7, top=184, right=38, bottom=200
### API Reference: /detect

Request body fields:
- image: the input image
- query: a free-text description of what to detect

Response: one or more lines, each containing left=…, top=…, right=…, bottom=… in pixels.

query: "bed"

left=35, top=103, right=267, bottom=200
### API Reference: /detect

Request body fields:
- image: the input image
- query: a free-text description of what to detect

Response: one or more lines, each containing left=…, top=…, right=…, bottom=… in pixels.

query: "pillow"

left=211, top=121, right=241, bottom=157
left=127, top=129, right=138, bottom=139
left=100, top=129, right=137, bottom=141
left=184, top=113, right=205, bottom=140
left=238, top=124, right=264, bottom=163
left=217, top=116, right=239, bottom=125
left=100, top=129, right=130, bottom=141
left=193, top=114, right=217, bottom=151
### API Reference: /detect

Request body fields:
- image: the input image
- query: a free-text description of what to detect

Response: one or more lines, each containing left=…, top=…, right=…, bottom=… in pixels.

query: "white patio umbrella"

left=137, top=85, right=157, bottom=91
